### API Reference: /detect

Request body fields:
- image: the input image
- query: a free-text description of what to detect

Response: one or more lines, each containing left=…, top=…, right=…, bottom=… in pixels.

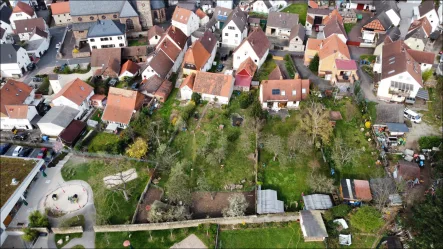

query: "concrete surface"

left=44, top=184, right=89, bottom=214
left=170, top=234, right=207, bottom=249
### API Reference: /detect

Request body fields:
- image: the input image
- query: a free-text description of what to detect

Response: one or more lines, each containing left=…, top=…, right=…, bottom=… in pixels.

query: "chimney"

left=163, top=42, right=167, bottom=48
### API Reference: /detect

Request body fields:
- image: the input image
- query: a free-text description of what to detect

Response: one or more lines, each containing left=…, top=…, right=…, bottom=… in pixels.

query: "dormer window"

left=302, top=88, right=306, bottom=94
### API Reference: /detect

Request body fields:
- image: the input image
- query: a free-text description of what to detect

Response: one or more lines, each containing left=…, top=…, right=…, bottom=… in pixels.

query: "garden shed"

left=256, top=186, right=284, bottom=214
left=303, top=194, right=333, bottom=210
left=300, top=210, right=328, bottom=242
left=340, top=179, right=373, bottom=203
left=59, top=120, right=87, bottom=147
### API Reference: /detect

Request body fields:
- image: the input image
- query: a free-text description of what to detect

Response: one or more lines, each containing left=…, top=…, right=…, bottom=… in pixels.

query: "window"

left=235, top=34, right=238, bottom=37
left=120, top=43, right=124, bottom=47
left=109, top=37, right=112, bottom=40
left=281, top=90, right=285, bottom=96
left=100, top=38, right=109, bottom=41
left=64, top=14, right=66, bottom=16
left=272, top=89, right=280, bottom=95
left=59, top=20, right=62, bottom=22
left=90, top=38, right=95, bottom=42
left=237, top=56, right=240, bottom=60
left=390, top=81, right=413, bottom=92
left=302, top=88, right=306, bottom=94
left=292, top=90, right=296, bottom=96
left=102, top=15, right=106, bottom=19
left=113, top=14, right=118, bottom=18
left=78, top=17, right=82, bottom=21
left=126, top=19, right=134, bottom=30
left=16, top=13, right=22, bottom=17
left=118, top=36, right=122, bottom=40
left=78, top=30, right=84, bottom=33
left=90, top=16, right=94, bottom=20
left=254, top=59, right=257, bottom=63
left=225, top=33, right=229, bottom=36
left=296, top=38, right=298, bottom=41
left=228, top=26, right=235, bottom=30
left=92, top=46, right=97, bottom=49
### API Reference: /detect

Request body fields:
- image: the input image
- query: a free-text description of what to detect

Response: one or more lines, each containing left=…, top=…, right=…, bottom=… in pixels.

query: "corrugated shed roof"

left=416, top=88, right=429, bottom=100
left=303, top=194, right=333, bottom=210
left=300, top=210, right=328, bottom=238
left=375, top=104, right=404, bottom=124
left=386, top=123, right=409, bottom=133
left=257, top=186, right=284, bottom=214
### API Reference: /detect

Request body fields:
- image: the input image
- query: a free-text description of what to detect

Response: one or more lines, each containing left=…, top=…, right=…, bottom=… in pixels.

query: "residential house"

left=119, top=60, right=140, bottom=80
left=171, top=6, right=199, bottom=36
left=233, top=27, right=270, bottom=70
left=153, top=79, right=173, bottom=102
left=101, top=87, right=144, bottom=129
left=217, top=0, right=233, bottom=9
left=221, top=7, right=248, bottom=48
left=238, top=0, right=251, bottom=11
left=259, top=79, right=310, bottom=110
left=179, top=71, right=235, bottom=104
left=52, top=78, right=94, bottom=119
left=374, top=27, right=401, bottom=56
left=48, top=74, right=62, bottom=94
left=183, top=30, right=217, bottom=74
left=394, top=160, right=421, bottom=182
left=37, top=106, right=79, bottom=136
left=139, top=74, right=167, bottom=98
left=248, top=17, right=261, bottom=29
left=265, top=12, right=299, bottom=39
left=343, top=0, right=375, bottom=11
left=58, top=120, right=87, bottom=147
left=142, top=49, right=174, bottom=80
left=332, top=59, right=359, bottom=85
left=0, top=80, right=38, bottom=130
left=69, top=0, right=142, bottom=45
left=300, top=210, right=328, bottom=242
left=321, top=12, right=347, bottom=43
left=304, top=38, right=322, bottom=65
left=251, top=0, right=287, bottom=14
left=87, top=20, right=126, bottom=50
left=404, top=18, right=432, bottom=51
left=9, top=1, right=36, bottom=30
left=0, top=27, right=13, bottom=44
left=287, top=24, right=306, bottom=52
left=0, top=44, right=32, bottom=78
left=151, top=0, right=166, bottom=23
left=406, top=49, right=435, bottom=72
left=414, top=0, right=439, bottom=32
left=196, top=8, right=209, bottom=27
left=14, top=17, right=48, bottom=41
left=0, top=4, right=13, bottom=36
left=25, top=28, right=50, bottom=60
left=122, top=46, right=151, bottom=62
left=234, top=57, right=257, bottom=91
left=268, top=65, right=284, bottom=80
left=340, top=179, right=373, bottom=203
left=90, top=94, right=107, bottom=109
left=51, top=1, right=71, bottom=26
left=303, top=194, right=333, bottom=210
left=361, top=1, right=401, bottom=43
left=212, top=6, right=232, bottom=29
left=374, top=104, right=409, bottom=138
left=90, top=47, right=122, bottom=78
left=147, top=25, right=164, bottom=45
left=256, top=186, right=284, bottom=214
left=305, top=8, right=331, bottom=35
left=373, top=40, right=424, bottom=102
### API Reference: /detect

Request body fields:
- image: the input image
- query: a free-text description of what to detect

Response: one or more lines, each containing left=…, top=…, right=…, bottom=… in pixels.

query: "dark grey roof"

left=0, top=5, right=12, bottom=24
left=0, top=27, right=5, bottom=39
left=300, top=210, right=328, bottom=238
left=38, top=106, right=79, bottom=128
left=303, top=194, right=333, bottom=210
left=405, top=26, right=427, bottom=40
left=416, top=88, right=429, bottom=100
left=177, top=0, right=197, bottom=11
left=199, top=30, right=217, bottom=54
left=248, top=17, right=261, bottom=24
left=386, top=123, right=409, bottom=133
left=119, top=1, right=138, bottom=17
left=256, top=186, right=284, bottom=214
left=0, top=44, right=20, bottom=63
left=375, top=0, right=400, bottom=16
left=151, top=0, right=165, bottom=10
left=375, top=104, right=404, bottom=124
left=224, top=7, right=247, bottom=31
left=364, top=11, right=393, bottom=31
left=307, top=8, right=331, bottom=16
left=25, top=38, right=45, bottom=51
left=72, top=21, right=95, bottom=31
left=87, top=20, right=125, bottom=38
left=323, top=17, right=347, bottom=39
left=418, top=0, right=435, bottom=17
left=267, top=12, right=299, bottom=30
left=263, top=0, right=272, bottom=9
left=377, top=26, right=401, bottom=46
left=70, top=0, right=131, bottom=16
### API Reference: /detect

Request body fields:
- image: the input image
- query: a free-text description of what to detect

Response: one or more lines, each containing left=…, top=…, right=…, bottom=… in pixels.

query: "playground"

left=44, top=184, right=89, bottom=214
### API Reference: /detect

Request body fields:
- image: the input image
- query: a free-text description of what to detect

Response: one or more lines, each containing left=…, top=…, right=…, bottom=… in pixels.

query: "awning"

left=386, top=123, right=409, bottom=133
left=416, top=88, right=429, bottom=100
left=105, top=123, right=119, bottom=131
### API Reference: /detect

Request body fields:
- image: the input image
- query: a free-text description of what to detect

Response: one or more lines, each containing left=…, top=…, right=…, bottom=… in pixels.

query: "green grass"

left=359, top=54, right=377, bottom=63
left=249, top=12, right=268, bottom=19
left=219, top=222, right=324, bottom=248
left=71, top=245, right=85, bottom=249
left=153, top=88, right=180, bottom=121
left=60, top=215, right=85, bottom=228
left=61, top=159, right=150, bottom=224
left=128, top=39, right=148, bottom=46
left=253, top=55, right=277, bottom=81
left=362, top=65, right=374, bottom=78
left=87, top=132, right=126, bottom=154
left=90, top=109, right=103, bottom=122
left=344, top=23, right=356, bottom=34
left=345, top=234, right=379, bottom=249
left=282, top=3, right=308, bottom=25
left=284, top=54, right=296, bottom=79
left=54, top=233, right=82, bottom=249
left=95, top=227, right=216, bottom=248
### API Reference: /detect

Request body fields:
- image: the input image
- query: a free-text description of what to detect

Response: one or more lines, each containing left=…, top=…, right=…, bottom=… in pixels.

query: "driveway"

left=347, top=11, right=374, bottom=43
left=403, top=122, right=442, bottom=150
left=291, top=57, right=333, bottom=91
left=397, top=1, right=421, bottom=39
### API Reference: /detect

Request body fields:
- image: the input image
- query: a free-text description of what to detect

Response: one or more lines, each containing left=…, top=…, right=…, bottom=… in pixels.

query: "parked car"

left=404, top=108, right=422, bottom=123
left=13, top=132, right=28, bottom=141
left=109, top=78, right=118, bottom=86
left=27, top=63, right=36, bottom=71
left=37, top=148, right=47, bottom=159
left=32, top=77, right=43, bottom=82
left=405, top=97, right=416, bottom=105
left=18, top=147, right=33, bottom=157
left=216, top=63, right=224, bottom=72
left=12, top=146, right=23, bottom=157
left=131, top=82, right=139, bottom=90
left=0, top=143, right=12, bottom=155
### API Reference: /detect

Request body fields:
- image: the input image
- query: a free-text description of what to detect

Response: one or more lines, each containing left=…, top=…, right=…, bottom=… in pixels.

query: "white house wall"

left=386, top=9, right=401, bottom=26
left=377, top=71, right=422, bottom=101
left=222, top=20, right=247, bottom=47
left=119, top=70, right=137, bottom=80
left=421, top=9, right=439, bottom=32
left=49, top=80, right=62, bottom=94
left=26, top=38, right=50, bottom=58
left=172, top=12, right=199, bottom=36
left=0, top=47, right=31, bottom=77
left=53, top=13, right=72, bottom=26
left=88, top=34, right=127, bottom=50
left=404, top=37, right=426, bottom=51
left=0, top=21, right=13, bottom=35
left=217, top=0, right=233, bottom=9
left=37, top=122, right=65, bottom=136
left=233, top=42, right=259, bottom=70
left=180, top=85, right=193, bottom=100
left=149, top=35, right=161, bottom=45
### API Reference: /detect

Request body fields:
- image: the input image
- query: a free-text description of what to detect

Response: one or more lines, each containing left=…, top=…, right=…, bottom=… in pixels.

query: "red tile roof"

left=260, top=79, right=310, bottom=102
left=13, top=2, right=34, bottom=17
left=268, top=66, right=283, bottom=80
left=234, top=27, right=270, bottom=60
left=183, top=40, right=211, bottom=70
left=354, top=180, right=372, bottom=201
left=5, top=105, right=28, bottom=119
left=154, top=80, right=173, bottom=102
left=398, top=160, right=421, bottom=180
left=180, top=73, right=196, bottom=89
left=102, top=87, right=144, bottom=125
left=0, top=80, right=33, bottom=117
left=335, top=59, right=357, bottom=70
left=236, top=57, right=257, bottom=77
left=147, top=25, right=165, bottom=40
left=407, top=49, right=435, bottom=65
left=53, top=78, right=94, bottom=106
left=90, top=94, right=106, bottom=101
left=120, top=60, right=140, bottom=76
left=193, top=72, right=234, bottom=98
left=172, top=6, right=193, bottom=24
left=51, top=1, right=70, bottom=15
left=195, top=8, right=207, bottom=19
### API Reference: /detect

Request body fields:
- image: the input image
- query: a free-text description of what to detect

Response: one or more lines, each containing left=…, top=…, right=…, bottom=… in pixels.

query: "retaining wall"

left=52, top=226, right=83, bottom=234
left=6, top=227, right=49, bottom=235
left=72, top=51, right=91, bottom=58
left=94, top=213, right=300, bottom=233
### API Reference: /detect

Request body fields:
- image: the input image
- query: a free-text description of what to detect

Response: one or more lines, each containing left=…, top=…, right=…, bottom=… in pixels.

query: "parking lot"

left=2, top=144, right=53, bottom=159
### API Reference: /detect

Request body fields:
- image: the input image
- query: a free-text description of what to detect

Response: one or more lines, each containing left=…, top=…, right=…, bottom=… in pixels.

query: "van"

left=404, top=108, right=422, bottom=123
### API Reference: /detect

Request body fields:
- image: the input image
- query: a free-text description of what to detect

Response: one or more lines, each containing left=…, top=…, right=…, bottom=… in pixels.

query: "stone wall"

left=6, top=227, right=49, bottom=235
left=95, top=213, right=300, bottom=233
left=52, top=226, right=83, bottom=234
left=72, top=51, right=91, bottom=58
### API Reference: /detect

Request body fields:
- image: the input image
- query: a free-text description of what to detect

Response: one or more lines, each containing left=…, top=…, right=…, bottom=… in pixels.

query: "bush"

left=181, top=101, right=196, bottom=120
left=331, top=204, right=352, bottom=218
left=350, top=206, right=384, bottom=233
left=284, top=54, right=296, bottom=79
left=22, top=228, right=38, bottom=242
left=309, top=54, right=319, bottom=73
left=191, top=92, right=202, bottom=104
left=28, top=210, right=50, bottom=228
left=238, top=92, right=253, bottom=109
left=418, top=136, right=443, bottom=149
left=61, top=215, right=85, bottom=228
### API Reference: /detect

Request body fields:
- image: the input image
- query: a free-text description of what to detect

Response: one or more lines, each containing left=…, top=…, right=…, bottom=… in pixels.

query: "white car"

left=55, top=43, right=61, bottom=49
left=12, top=146, right=23, bottom=157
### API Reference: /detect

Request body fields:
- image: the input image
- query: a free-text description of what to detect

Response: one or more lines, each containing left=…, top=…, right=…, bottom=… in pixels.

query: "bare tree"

left=331, top=138, right=360, bottom=169
left=301, top=101, right=333, bottom=145
left=154, top=143, right=178, bottom=171
left=207, top=135, right=228, bottom=166
left=370, top=178, right=397, bottom=211
left=148, top=200, right=191, bottom=223
left=222, top=194, right=248, bottom=217
left=165, top=161, right=192, bottom=205
left=262, top=134, right=286, bottom=163
left=101, top=161, right=137, bottom=201
left=197, top=172, right=216, bottom=200
left=287, top=130, right=314, bottom=156
left=308, top=173, right=336, bottom=194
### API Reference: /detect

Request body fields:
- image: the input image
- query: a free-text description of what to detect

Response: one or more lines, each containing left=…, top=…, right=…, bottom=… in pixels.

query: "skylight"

left=272, top=89, right=280, bottom=95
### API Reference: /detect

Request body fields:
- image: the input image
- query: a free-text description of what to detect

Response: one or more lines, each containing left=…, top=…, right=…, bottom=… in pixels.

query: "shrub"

left=284, top=54, right=296, bottom=79
left=191, top=92, right=202, bottom=104
left=61, top=215, right=85, bottom=228
left=309, top=54, right=319, bottom=73
left=62, top=66, right=71, bottom=74
left=22, top=228, right=38, bottom=242
left=350, top=206, right=384, bottom=233
left=238, top=92, right=253, bottom=109
left=181, top=101, right=196, bottom=120
left=404, top=120, right=412, bottom=128
left=28, top=210, right=50, bottom=228
left=331, top=204, right=352, bottom=218
left=418, top=136, right=443, bottom=149
left=422, top=69, right=433, bottom=83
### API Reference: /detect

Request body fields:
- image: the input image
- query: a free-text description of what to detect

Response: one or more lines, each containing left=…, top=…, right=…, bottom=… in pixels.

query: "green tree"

left=422, top=69, right=433, bottom=83
left=21, top=228, right=39, bottom=242
left=350, top=206, right=384, bottom=233
left=126, top=138, right=148, bottom=159
left=238, top=92, right=253, bottom=109
left=309, top=54, right=319, bottom=73
left=165, top=161, right=192, bottom=205
left=28, top=210, right=50, bottom=228
left=191, top=92, right=202, bottom=104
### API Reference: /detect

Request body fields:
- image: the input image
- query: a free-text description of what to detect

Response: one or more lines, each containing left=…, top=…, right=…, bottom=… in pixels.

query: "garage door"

left=357, top=4, right=364, bottom=10
left=347, top=41, right=361, bottom=46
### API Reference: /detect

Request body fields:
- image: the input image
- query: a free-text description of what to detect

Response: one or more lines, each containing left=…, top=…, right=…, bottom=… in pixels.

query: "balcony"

left=336, top=74, right=356, bottom=83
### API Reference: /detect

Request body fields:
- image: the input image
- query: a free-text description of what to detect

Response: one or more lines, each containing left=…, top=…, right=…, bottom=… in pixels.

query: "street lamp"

left=123, top=240, right=133, bottom=249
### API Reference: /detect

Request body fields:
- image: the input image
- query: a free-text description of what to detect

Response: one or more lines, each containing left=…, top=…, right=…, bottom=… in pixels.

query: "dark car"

left=18, top=147, right=33, bottom=157
left=0, top=143, right=12, bottom=155
left=32, top=77, right=43, bottom=82
left=131, top=82, right=139, bottom=90
left=45, top=150, right=54, bottom=162
left=27, top=63, right=36, bottom=71
left=216, top=63, right=224, bottom=72
left=13, top=132, right=28, bottom=141
left=37, top=148, right=47, bottom=159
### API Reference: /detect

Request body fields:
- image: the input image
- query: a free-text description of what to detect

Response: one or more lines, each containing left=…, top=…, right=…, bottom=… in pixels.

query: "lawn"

left=344, top=23, right=356, bottom=34
left=54, top=233, right=82, bottom=249
left=359, top=54, right=377, bottom=63
left=219, top=222, right=324, bottom=248
left=95, top=227, right=216, bottom=248
left=87, top=132, right=126, bottom=154
left=1, top=158, right=38, bottom=206
left=90, top=109, right=103, bottom=122
left=345, top=234, right=379, bottom=249
left=253, top=55, right=277, bottom=81
left=128, top=39, right=148, bottom=46
left=282, top=3, right=308, bottom=25
left=61, top=158, right=150, bottom=224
